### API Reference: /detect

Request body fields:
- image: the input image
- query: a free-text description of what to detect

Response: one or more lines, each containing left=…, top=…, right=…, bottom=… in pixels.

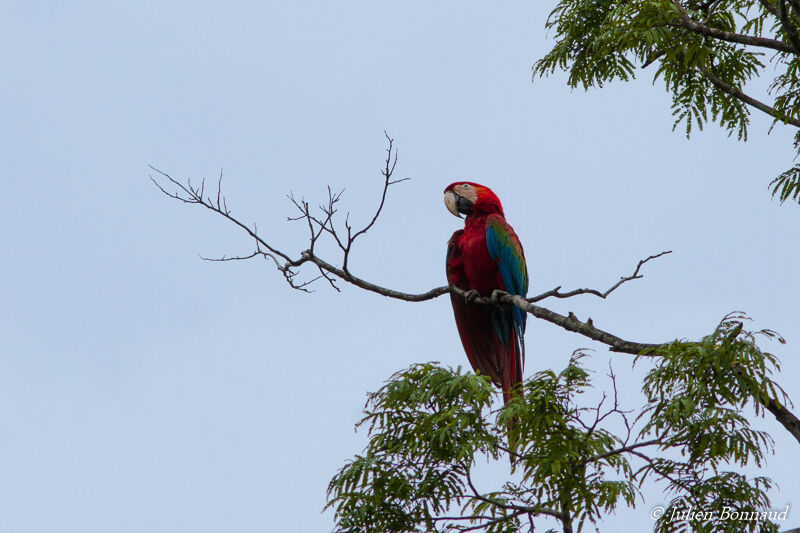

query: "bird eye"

left=463, top=184, right=470, bottom=189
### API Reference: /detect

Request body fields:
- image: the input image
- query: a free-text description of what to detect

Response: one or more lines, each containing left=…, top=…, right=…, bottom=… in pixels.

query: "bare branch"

left=529, top=251, right=672, bottom=302
left=469, top=289, right=664, bottom=355
left=315, top=263, right=341, bottom=292
left=151, top=160, right=666, bottom=353
left=348, top=132, right=399, bottom=242
left=151, top=160, right=670, bottom=355
left=200, top=251, right=262, bottom=262
left=150, top=137, right=800, bottom=445
left=150, top=165, right=299, bottom=266
left=341, top=132, right=408, bottom=274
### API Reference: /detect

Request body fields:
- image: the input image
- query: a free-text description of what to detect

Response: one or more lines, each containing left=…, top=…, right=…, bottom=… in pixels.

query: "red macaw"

left=444, top=182, right=528, bottom=406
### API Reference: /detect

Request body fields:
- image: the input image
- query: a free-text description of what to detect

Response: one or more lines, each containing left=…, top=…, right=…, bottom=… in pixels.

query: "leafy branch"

left=533, top=0, right=800, bottom=204
left=327, top=339, right=788, bottom=532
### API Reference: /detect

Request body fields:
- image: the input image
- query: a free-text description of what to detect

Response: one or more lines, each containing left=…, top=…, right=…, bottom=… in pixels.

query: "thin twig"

left=341, top=132, right=408, bottom=273
left=465, top=467, right=566, bottom=522
left=459, top=510, right=526, bottom=532
left=529, top=251, right=672, bottom=302
left=583, top=438, right=663, bottom=466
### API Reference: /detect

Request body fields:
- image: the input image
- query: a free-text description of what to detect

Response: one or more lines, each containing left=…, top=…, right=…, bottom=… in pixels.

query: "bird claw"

left=464, top=289, right=480, bottom=305
left=491, top=289, right=505, bottom=306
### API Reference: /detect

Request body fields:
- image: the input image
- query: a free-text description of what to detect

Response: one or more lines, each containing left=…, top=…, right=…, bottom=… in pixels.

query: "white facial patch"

left=457, top=184, right=479, bottom=205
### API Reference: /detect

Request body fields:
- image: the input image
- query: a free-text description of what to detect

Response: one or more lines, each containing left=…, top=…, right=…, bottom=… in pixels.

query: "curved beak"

left=444, top=190, right=461, bottom=218
left=444, top=190, right=473, bottom=218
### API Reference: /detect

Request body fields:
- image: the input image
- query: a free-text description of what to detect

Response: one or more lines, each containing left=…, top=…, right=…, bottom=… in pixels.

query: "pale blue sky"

left=2, top=2, right=798, bottom=532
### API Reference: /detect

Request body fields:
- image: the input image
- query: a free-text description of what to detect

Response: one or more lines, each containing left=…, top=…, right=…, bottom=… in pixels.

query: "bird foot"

left=491, top=289, right=506, bottom=306
left=464, top=289, right=480, bottom=305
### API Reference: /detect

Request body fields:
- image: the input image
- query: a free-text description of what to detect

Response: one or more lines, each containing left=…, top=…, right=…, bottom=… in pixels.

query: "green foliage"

left=770, top=160, right=800, bottom=203
left=533, top=0, right=800, bottom=204
left=326, top=317, right=789, bottom=532
left=325, top=364, right=501, bottom=533
left=635, top=313, right=788, bottom=533
left=499, top=354, right=637, bottom=531
left=655, top=472, right=777, bottom=533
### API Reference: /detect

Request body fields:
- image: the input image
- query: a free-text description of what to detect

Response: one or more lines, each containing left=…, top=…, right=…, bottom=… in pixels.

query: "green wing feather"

left=485, top=215, right=528, bottom=298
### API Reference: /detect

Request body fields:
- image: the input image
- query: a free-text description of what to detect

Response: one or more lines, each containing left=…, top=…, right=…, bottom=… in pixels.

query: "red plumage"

left=444, top=182, right=528, bottom=407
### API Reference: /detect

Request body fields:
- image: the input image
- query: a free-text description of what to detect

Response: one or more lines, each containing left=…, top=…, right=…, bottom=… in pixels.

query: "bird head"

left=443, top=182, right=503, bottom=218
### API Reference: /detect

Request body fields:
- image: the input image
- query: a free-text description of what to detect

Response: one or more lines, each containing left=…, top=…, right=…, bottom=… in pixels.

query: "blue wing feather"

left=485, top=217, right=528, bottom=339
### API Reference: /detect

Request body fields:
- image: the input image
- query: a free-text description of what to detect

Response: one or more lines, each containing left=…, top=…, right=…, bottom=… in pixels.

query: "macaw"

left=444, top=182, right=528, bottom=406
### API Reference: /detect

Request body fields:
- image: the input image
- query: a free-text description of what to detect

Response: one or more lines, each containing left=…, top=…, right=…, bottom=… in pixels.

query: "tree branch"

left=758, top=0, right=800, bottom=53
left=763, top=397, right=800, bottom=444
left=584, top=438, right=663, bottom=466
left=672, top=0, right=797, bottom=53
left=698, top=63, right=800, bottom=127
left=528, top=251, right=672, bottom=302
left=149, top=165, right=298, bottom=265
left=150, top=160, right=668, bottom=355
left=465, top=467, right=567, bottom=522
left=150, top=136, right=800, bottom=446
left=340, top=131, right=407, bottom=274
left=457, top=510, right=526, bottom=532
left=486, top=290, right=663, bottom=355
